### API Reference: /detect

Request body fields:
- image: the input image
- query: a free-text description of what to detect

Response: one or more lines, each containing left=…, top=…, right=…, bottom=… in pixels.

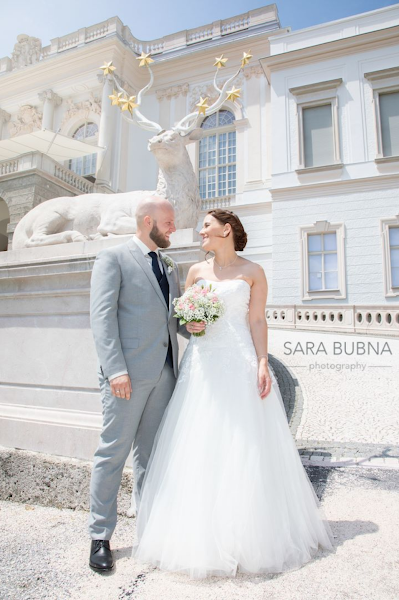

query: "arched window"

left=199, top=110, right=236, bottom=200
left=68, top=122, right=98, bottom=179
left=0, top=198, right=10, bottom=252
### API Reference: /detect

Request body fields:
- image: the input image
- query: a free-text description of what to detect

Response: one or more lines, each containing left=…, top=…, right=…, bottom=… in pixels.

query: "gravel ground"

left=269, top=330, right=399, bottom=446
left=1, top=466, right=398, bottom=600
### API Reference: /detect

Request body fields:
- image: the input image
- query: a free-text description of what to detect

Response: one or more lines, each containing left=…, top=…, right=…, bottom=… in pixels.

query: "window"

left=380, top=216, right=399, bottom=297
left=365, top=67, right=399, bottom=161
left=300, top=220, right=346, bottom=300
left=289, top=78, right=342, bottom=172
left=303, top=104, right=334, bottom=168
left=389, top=227, right=399, bottom=288
left=199, top=110, right=236, bottom=200
left=379, top=91, right=399, bottom=158
left=308, top=232, right=338, bottom=291
left=68, top=122, right=98, bottom=178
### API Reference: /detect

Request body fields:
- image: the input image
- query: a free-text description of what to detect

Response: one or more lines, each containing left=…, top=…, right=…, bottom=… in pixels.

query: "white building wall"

left=272, top=186, right=399, bottom=305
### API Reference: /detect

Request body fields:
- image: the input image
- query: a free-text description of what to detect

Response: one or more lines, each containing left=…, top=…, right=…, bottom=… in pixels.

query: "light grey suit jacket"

left=90, top=238, right=189, bottom=381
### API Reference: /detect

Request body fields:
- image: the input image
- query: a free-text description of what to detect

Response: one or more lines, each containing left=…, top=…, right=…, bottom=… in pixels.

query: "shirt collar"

left=132, top=234, right=159, bottom=257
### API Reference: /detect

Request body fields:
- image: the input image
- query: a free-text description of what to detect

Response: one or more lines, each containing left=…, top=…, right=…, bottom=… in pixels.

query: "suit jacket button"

left=163, top=341, right=168, bottom=347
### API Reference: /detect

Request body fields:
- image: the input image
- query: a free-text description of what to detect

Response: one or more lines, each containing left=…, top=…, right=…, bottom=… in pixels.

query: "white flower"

left=162, top=254, right=175, bottom=274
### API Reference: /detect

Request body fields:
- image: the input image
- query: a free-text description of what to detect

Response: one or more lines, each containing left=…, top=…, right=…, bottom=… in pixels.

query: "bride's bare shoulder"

left=239, top=258, right=267, bottom=285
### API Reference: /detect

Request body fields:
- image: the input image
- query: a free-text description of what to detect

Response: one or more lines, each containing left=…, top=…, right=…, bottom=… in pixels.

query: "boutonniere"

left=161, top=254, right=175, bottom=275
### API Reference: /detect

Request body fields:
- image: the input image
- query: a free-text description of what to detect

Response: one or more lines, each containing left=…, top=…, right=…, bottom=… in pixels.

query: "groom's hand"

left=110, top=374, right=132, bottom=400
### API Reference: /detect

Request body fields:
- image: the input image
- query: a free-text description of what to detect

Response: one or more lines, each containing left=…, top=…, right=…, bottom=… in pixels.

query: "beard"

left=149, top=221, right=171, bottom=249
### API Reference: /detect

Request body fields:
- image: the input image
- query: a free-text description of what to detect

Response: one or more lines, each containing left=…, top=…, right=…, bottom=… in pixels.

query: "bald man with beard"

left=88, top=196, right=190, bottom=572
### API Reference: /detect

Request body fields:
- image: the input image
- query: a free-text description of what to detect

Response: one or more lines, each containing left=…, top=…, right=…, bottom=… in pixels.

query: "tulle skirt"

left=132, top=337, right=334, bottom=579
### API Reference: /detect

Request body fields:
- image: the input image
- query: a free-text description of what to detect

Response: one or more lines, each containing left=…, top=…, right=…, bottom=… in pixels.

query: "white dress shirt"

left=108, top=235, right=164, bottom=382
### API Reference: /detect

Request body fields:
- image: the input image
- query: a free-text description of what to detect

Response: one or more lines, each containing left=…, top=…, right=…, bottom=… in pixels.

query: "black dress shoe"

left=89, top=540, right=114, bottom=572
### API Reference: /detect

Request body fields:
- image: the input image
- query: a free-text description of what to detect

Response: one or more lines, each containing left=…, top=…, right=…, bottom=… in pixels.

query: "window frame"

left=68, top=121, right=99, bottom=178
left=300, top=220, right=346, bottom=301
left=198, top=109, right=237, bottom=201
left=289, top=78, right=343, bottom=173
left=365, top=67, right=399, bottom=162
left=380, top=215, right=399, bottom=297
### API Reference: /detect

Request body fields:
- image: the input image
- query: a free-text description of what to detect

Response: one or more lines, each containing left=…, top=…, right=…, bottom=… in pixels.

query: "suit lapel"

left=160, top=252, right=177, bottom=318
left=127, top=239, right=168, bottom=311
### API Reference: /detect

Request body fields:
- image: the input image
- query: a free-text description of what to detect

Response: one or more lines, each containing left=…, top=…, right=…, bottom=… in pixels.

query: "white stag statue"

left=12, top=54, right=245, bottom=249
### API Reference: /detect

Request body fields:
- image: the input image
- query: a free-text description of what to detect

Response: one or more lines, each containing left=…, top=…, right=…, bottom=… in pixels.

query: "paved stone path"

left=268, top=329, right=399, bottom=467
left=1, top=466, right=398, bottom=600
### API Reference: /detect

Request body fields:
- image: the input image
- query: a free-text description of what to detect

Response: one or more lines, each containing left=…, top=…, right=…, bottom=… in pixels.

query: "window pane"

left=201, top=113, right=217, bottom=130
left=325, top=271, right=338, bottom=289
left=308, top=234, right=322, bottom=252
left=199, top=170, right=206, bottom=199
left=199, top=138, right=207, bottom=168
left=309, top=273, right=322, bottom=291
left=308, top=253, right=322, bottom=273
left=324, top=253, right=337, bottom=271
left=207, top=168, right=216, bottom=197
left=218, top=110, right=235, bottom=127
left=323, top=232, right=337, bottom=251
left=219, top=133, right=227, bottom=164
left=208, top=135, right=216, bottom=166
left=228, top=131, right=236, bottom=162
left=380, top=92, right=399, bottom=157
left=303, top=104, right=334, bottom=167
left=218, top=166, right=227, bottom=196
left=391, top=248, right=399, bottom=268
left=227, top=165, right=236, bottom=194
left=389, top=227, right=399, bottom=246
left=392, top=268, right=399, bottom=287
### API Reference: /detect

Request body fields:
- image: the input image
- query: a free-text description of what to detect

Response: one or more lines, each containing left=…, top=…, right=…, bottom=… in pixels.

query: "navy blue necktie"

left=148, top=251, right=173, bottom=368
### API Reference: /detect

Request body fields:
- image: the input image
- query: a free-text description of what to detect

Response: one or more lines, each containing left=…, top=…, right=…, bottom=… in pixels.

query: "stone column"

left=0, top=109, right=11, bottom=139
left=95, top=74, right=115, bottom=190
left=38, top=89, right=62, bottom=131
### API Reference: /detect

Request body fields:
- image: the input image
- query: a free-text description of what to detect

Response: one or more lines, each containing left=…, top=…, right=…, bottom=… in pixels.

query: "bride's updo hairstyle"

left=207, top=209, right=248, bottom=252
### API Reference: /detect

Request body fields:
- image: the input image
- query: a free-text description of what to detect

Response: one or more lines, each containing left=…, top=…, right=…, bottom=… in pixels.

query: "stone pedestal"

left=0, top=229, right=202, bottom=460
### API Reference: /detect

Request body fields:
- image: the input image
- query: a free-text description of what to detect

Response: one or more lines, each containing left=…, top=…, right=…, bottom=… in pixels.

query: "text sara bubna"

left=283, top=341, right=392, bottom=356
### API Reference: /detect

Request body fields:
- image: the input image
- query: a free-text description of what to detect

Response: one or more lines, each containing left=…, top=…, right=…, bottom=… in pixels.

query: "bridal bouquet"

left=173, top=283, right=225, bottom=337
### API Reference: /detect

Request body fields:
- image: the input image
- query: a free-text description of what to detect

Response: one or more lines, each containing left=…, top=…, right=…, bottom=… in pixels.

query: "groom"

left=88, top=196, right=189, bottom=572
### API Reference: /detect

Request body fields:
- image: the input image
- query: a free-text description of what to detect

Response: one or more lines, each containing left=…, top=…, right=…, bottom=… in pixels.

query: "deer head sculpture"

left=100, top=51, right=250, bottom=228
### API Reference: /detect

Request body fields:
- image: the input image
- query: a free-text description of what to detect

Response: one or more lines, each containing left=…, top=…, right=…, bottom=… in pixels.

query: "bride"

left=132, top=208, right=334, bottom=579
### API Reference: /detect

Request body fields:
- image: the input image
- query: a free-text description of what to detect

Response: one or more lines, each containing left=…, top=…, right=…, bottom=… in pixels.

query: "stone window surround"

left=380, top=214, right=399, bottom=298
left=67, top=120, right=100, bottom=177
left=194, top=103, right=247, bottom=201
left=300, top=219, right=346, bottom=301
left=364, top=66, right=399, bottom=163
left=289, top=78, right=343, bottom=174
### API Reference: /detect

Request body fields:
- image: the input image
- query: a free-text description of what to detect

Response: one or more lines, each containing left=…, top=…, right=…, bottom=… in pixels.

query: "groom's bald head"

left=135, top=195, right=176, bottom=249
left=135, top=196, right=174, bottom=228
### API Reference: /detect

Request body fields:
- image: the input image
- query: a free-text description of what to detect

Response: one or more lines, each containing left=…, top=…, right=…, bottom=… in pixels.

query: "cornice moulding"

left=364, top=66, right=399, bottom=81
left=271, top=173, right=399, bottom=200
left=260, top=25, right=399, bottom=81
left=289, top=78, right=343, bottom=96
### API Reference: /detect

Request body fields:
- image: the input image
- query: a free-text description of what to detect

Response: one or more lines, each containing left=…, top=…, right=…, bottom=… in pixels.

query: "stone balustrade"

left=201, top=196, right=232, bottom=210
left=266, top=304, right=399, bottom=336
left=0, top=7, right=280, bottom=71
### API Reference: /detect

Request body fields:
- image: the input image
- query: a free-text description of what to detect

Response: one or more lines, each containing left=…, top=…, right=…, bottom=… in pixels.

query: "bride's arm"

left=248, top=266, right=272, bottom=399
left=182, top=264, right=206, bottom=334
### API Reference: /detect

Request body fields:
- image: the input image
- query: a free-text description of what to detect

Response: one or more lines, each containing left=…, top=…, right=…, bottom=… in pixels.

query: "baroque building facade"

left=0, top=3, right=398, bottom=337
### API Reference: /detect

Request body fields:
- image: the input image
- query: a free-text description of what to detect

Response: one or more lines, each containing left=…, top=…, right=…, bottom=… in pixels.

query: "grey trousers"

left=88, top=363, right=176, bottom=540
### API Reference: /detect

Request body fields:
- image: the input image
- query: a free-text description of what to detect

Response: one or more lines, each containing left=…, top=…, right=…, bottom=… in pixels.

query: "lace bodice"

left=178, top=279, right=258, bottom=379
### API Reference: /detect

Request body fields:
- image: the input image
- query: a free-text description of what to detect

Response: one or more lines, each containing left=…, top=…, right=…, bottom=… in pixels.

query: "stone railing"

left=0, top=159, right=19, bottom=176
left=53, top=165, right=94, bottom=193
left=221, top=15, right=250, bottom=35
left=0, top=152, right=95, bottom=194
left=201, top=195, right=232, bottom=210
left=0, top=7, right=280, bottom=72
left=266, top=304, right=399, bottom=336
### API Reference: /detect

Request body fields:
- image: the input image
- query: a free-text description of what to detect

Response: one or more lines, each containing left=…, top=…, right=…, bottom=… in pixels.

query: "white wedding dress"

left=132, top=279, right=334, bottom=579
